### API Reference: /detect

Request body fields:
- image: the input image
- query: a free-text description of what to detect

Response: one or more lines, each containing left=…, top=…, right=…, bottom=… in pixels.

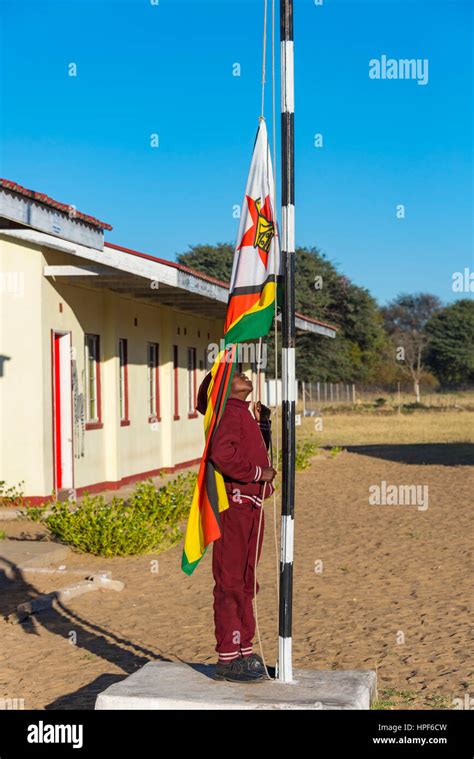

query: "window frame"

left=147, top=342, right=161, bottom=424
left=84, top=333, right=102, bottom=430
left=119, top=338, right=130, bottom=426
left=173, top=344, right=180, bottom=420
left=187, top=346, right=197, bottom=419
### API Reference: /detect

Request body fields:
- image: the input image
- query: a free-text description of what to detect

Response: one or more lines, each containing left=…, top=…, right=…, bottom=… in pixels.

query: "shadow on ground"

left=342, top=443, right=474, bottom=466
left=0, top=557, right=176, bottom=709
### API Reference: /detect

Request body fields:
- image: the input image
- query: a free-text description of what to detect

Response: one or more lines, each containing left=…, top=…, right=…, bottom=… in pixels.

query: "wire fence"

left=298, top=381, right=474, bottom=416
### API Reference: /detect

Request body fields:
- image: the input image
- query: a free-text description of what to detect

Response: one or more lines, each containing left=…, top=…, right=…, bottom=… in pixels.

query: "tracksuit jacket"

left=208, top=396, right=274, bottom=662
left=209, top=397, right=274, bottom=507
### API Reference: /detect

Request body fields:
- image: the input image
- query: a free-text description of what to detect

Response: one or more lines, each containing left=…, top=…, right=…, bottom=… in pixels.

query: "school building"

left=0, top=179, right=336, bottom=504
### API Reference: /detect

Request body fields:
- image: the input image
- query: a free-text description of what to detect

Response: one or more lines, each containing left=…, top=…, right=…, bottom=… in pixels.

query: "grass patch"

left=371, top=688, right=453, bottom=710
left=297, top=410, right=474, bottom=447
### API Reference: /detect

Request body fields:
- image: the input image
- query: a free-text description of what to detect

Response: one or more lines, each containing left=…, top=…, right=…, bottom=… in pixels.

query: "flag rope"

left=260, top=0, right=268, bottom=118
left=252, top=0, right=280, bottom=681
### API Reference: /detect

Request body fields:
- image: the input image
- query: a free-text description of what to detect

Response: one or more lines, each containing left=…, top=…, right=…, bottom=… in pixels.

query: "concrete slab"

left=0, top=540, right=71, bottom=586
left=0, top=508, right=22, bottom=520
left=95, top=661, right=376, bottom=710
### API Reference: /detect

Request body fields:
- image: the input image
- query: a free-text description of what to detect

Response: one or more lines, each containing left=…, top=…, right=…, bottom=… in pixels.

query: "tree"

left=291, top=247, right=391, bottom=383
left=382, top=294, right=442, bottom=402
left=425, top=299, right=474, bottom=386
left=177, top=243, right=391, bottom=384
left=177, top=243, right=234, bottom=283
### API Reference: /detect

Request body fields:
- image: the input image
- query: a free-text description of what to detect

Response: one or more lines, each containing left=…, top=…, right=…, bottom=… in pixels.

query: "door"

left=52, top=331, right=74, bottom=495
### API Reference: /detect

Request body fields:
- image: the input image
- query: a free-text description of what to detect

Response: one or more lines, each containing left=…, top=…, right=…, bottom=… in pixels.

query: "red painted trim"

left=96, top=334, right=102, bottom=424
left=155, top=343, right=161, bottom=421
left=173, top=344, right=179, bottom=420
left=1, top=181, right=335, bottom=332
left=193, top=348, right=197, bottom=411
left=187, top=346, right=197, bottom=417
left=69, top=329, right=76, bottom=492
left=104, top=242, right=338, bottom=333
left=294, top=311, right=338, bottom=332
left=124, top=339, right=129, bottom=422
left=53, top=334, right=62, bottom=489
left=147, top=342, right=161, bottom=423
left=105, top=241, right=229, bottom=289
left=19, top=458, right=202, bottom=506
left=50, top=330, right=56, bottom=492
left=119, top=337, right=129, bottom=423
left=85, top=334, right=102, bottom=428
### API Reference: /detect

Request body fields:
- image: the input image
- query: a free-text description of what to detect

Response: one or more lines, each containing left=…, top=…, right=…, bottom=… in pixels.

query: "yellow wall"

left=1, top=237, right=224, bottom=498
left=0, top=237, right=45, bottom=495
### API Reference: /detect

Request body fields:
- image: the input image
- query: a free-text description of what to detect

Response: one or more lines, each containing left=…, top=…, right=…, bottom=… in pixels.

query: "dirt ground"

left=1, top=438, right=472, bottom=710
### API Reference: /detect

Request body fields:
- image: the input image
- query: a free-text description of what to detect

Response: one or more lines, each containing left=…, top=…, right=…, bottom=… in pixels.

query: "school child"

left=196, top=370, right=277, bottom=683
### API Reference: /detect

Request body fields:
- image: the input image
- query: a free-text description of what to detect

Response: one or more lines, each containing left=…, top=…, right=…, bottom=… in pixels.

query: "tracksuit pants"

left=212, top=497, right=265, bottom=663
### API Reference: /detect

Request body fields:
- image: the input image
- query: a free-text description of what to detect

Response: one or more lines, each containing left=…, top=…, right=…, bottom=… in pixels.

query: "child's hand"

left=252, top=401, right=262, bottom=422
left=261, top=467, right=277, bottom=482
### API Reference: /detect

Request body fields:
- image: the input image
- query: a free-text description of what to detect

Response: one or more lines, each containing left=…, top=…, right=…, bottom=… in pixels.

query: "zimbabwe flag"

left=181, top=119, right=281, bottom=575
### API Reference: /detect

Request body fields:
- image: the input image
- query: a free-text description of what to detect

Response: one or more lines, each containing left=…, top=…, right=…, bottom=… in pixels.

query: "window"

left=173, top=345, right=179, bottom=420
left=187, top=347, right=197, bottom=418
left=85, top=334, right=102, bottom=428
left=119, top=339, right=129, bottom=425
left=147, top=343, right=160, bottom=422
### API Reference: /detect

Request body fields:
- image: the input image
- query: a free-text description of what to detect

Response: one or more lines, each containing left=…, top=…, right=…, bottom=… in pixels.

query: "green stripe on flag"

left=224, top=301, right=276, bottom=343
left=181, top=545, right=207, bottom=576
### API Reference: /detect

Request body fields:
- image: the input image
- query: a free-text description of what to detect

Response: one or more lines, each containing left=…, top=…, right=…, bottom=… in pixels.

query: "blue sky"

left=0, top=0, right=472, bottom=305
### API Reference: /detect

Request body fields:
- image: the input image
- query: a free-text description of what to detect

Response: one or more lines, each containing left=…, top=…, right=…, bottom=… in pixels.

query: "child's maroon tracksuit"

left=209, top=397, right=274, bottom=663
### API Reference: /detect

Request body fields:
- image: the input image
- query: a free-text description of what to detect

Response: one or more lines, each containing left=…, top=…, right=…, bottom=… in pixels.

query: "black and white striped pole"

left=278, top=0, right=295, bottom=683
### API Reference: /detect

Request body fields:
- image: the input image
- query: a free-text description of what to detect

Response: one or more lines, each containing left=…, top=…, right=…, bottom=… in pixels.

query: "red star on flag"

left=237, top=194, right=274, bottom=268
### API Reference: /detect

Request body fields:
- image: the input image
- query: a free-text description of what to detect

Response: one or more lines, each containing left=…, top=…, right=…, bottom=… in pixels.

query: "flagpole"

left=278, top=0, right=295, bottom=683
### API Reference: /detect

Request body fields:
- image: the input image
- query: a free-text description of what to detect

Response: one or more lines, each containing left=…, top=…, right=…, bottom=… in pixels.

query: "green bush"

left=0, top=480, right=27, bottom=508
left=278, top=441, right=319, bottom=471
left=29, top=473, right=197, bottom=557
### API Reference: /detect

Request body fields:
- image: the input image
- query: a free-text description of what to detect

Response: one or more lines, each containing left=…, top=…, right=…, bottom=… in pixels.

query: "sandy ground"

left=0, top=443, right=473, bottom=710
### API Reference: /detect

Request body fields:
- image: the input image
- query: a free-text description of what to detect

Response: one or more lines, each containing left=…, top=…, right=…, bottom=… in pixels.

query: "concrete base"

left=95, top=661, right=376, bottom=710
left=0, top=540, right=71, bottom=587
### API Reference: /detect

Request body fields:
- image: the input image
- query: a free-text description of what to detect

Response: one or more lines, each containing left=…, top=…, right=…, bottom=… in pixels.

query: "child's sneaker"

left=241, top=652, right=267, bottom=676
left=214, top=655, right=265, bottom=682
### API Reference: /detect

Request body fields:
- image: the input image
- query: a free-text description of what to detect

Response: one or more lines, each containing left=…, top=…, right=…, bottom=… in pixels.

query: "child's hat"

left=196, top=371, right=213, bottom=415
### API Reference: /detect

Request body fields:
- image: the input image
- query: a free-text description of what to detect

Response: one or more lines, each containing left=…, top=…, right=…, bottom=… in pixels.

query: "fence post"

left=352, top=384, right=356, bottom=404
left=302, top=381, right=306, bottom=417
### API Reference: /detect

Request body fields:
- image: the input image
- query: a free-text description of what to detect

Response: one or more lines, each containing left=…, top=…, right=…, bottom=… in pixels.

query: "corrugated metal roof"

left=0, top=179, right=113, bottom=231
